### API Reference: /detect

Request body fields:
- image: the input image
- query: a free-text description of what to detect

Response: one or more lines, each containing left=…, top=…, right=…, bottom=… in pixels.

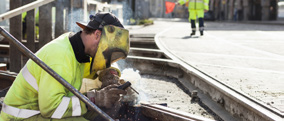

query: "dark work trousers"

left=191, top=18, right=204, bottom=31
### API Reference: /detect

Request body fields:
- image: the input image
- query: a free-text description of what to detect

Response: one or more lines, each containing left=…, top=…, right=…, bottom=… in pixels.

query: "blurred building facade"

left=211, top=0, right=279, bottom=21
left=118, top=0, right=279, bottom=21
left=0, top=0, right=9, bottom=27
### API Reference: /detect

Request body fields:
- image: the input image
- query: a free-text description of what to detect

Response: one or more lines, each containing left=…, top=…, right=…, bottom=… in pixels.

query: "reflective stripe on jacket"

left=178, top=0, right=209, bottom=10
left=0, top=33, right=88, bottom=120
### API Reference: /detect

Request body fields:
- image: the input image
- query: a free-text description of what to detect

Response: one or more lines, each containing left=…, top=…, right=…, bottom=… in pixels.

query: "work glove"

left=87, top=84, right=126, bottom=108
left=118, top=79, right=138, bottom=103
left=98, top=67, right=121, bottom=88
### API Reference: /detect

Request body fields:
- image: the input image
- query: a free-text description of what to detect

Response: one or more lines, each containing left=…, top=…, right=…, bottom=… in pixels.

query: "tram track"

left=152, top=27, right=284, bottom=120
left=123, top=27, right=284, bottom=120
left=124, top=34, right=235, bottom=120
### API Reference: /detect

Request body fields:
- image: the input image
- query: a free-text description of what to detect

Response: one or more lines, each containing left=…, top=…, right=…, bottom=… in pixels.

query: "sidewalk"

left=127, top=18, right=284, bottom=114
left=227, top=19, right=284, bottom=26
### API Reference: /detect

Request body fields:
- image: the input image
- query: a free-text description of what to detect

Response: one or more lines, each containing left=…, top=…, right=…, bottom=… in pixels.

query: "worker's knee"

left=197, top=10, right=204, bottom=18
left=84, top=110, right=99, bottom=121
left=24, top=114, right=89, bottom=121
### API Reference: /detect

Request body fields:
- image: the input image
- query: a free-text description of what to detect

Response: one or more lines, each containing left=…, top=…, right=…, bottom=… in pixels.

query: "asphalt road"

left=128, top=19, right=284, bottom=114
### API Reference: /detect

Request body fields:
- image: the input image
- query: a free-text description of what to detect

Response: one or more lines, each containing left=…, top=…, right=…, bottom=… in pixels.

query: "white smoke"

left=66, top=8, right=86, bottom=32
left=120, top=68, right=150, bottom=105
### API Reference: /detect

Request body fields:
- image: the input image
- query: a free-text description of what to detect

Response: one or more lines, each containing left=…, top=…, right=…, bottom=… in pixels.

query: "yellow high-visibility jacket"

left=0, top=33, right=89, bottom=120
left=178, top=0, right=209, bottom=10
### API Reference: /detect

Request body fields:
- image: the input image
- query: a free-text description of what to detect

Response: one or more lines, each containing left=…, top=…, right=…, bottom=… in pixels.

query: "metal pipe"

left=0, top=27, right=114, bottom=121
left=0, top=0, right=55, bottom=22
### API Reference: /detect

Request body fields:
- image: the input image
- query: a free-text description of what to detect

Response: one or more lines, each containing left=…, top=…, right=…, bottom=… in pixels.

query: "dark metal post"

left=0, top=27, right=114, bottom=121
left=9, top=0, right=22, bottom=72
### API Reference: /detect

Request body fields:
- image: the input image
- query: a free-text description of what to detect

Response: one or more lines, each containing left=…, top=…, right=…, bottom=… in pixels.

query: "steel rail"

left=0, top=27, right=114, bottom=121
left=154, top=27, right=283, bottom=120
left=140, top=103, right=214, bottom=121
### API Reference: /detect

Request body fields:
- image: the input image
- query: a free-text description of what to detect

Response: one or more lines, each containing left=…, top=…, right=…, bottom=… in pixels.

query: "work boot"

left=190, top=31, right=196, bottom=36
left=200, top=31, right=204, bottom=36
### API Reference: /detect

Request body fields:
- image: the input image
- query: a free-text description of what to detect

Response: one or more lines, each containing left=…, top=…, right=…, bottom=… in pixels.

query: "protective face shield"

left=90, top=25, right=130, bottom=74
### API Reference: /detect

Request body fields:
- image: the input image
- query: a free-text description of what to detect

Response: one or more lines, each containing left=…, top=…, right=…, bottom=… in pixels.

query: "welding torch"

left=118, top=81, right=139, bottom=95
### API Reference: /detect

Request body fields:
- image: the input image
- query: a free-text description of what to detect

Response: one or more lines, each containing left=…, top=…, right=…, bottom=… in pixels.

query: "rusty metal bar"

left=140, top=103, right=214, bottom=121
left=0, top=0, right=54, bottom=22
left=0, top=27, right=114, bottom=121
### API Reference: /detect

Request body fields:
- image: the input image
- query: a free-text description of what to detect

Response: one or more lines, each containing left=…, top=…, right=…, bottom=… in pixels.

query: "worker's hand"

left=204, top=10, right=208, bottom=13
left=98, top=67, right=121, bottom=88
left=119, top=79, right=126, bottom=84
left=87, top=84, right=127, bottom=108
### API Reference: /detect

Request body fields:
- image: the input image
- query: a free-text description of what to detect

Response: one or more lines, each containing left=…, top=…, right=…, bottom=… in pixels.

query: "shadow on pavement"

left=182, top=36, right=199, bottom=39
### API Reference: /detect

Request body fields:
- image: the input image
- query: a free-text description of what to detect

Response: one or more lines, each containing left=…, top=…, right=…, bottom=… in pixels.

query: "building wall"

left=116, top=0, right=279, bottom=21
left=134, top=0, right=149, bottom=19
left=211, top=0, right=279, bottom=21
left=0, top=0, right=9, bottom=27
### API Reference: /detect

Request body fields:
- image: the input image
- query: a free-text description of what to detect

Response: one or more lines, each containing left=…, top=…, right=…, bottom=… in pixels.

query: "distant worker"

left=0, top=12, right=129, bottom=120
left=178, top=0, right=209, bottom=36
left=22, top=10, right=39, bottom=39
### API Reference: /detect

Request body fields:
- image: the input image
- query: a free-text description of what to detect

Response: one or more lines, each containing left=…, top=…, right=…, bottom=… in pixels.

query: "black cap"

left=76, top=12, right=124, bottom=31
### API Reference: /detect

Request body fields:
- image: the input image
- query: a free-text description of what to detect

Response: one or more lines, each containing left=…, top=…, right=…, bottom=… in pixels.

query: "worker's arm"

left=82, top=58, right=121, bottom=82
left=98, top=67, right=121, bottom=88
left=204, top=0, right=209, bottom=11
left=38, top=63, right=87, bottom=119
left=178, top=0, right=189, bottom=5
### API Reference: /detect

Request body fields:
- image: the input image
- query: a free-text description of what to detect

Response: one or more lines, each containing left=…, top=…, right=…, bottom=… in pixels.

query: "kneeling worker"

left=0, top=12, right=129, bottom=120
